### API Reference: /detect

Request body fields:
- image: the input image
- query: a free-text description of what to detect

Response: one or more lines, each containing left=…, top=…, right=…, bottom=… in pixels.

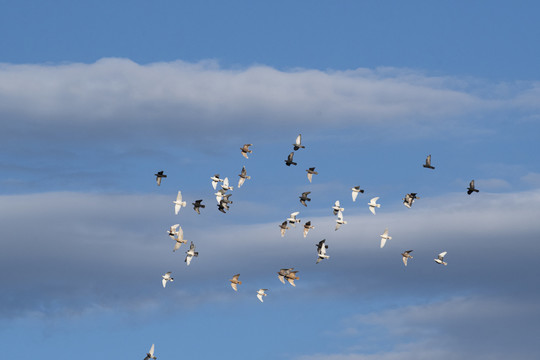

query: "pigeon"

left=278, top=269, right=299, bottom=287
left=303, top=221, right=314, bottom=238
left=293, top=134, right=305, bottom=151
left=185, top=241, right=199, bottom=266
left=229, top=274, right=242, bottom=291
left=306, top=167, right=318, bottom=183
left=279, top=221, right=290, bottom=237
left=368, top=197, right=380, bottom=215
left=172, top=226, right=187, bottom=252
left=423, top=154, right=435, bottom=169
left=332, top=200, right=344, bottom=215
left=161, top=272, right=174, bottom=288
left=192, top=200, right=205, bottom=214
left=221, top=177, right=234, bottom=191
left=238, top=166, right=251, bottom=188
left=144, top=344, right=157, bottom=360
left=287, top=212, right=301, bottom=227
left=284, top=152, right=297, bottom=166
left=380, top=228, right=392, bottom=248
left=351, top=186, right=365, bottom=202
left=467, top=180, right=479, bottom=195
left=316, top=239, right=329, bottom=264
left=167, top=224, right=180, bottom=240
left=211, top=174, right=224, bottom=190
left=173, top=191, right=187, bottom=215
left=277, top=268, right=294, bottom=284
left=240, top=144, right=253, bottom=159
left=401, top=250, right=413, bottom=266
left=403, top=193, right=420, bottom=208
left=335, top=210, right=347, bottom=231
left=299, top=191, right=311, bottom=207
left=155, top=171, right=166, bottom=186
left=257, top=289, right=268, bottom=302
left=434, top=251, right=448, bottom=266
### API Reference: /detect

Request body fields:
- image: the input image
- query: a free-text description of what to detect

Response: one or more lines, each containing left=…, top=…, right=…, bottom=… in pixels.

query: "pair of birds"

left=167, top=224, right=187, bottom=252
left=399, top=251, right=448, bottom=266
left=277, top=268, right=300, bottom=287
left=403, top=193, right=419, bottom=208
left=174, top=191, right=206, bottom=215
left=279, top=213, right=315, bottom=238
left=316, top=239, right=330, bottom=263
left=284, top=134, right=305, bottom=166
left=331, top=201, right=347, bottom=230
left=424, top=155, right=480, bottom=195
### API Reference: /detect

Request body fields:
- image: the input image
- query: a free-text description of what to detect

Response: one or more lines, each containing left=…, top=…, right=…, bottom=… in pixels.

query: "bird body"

left=351, top=186, right=365, bottom=202
left=287, top=212, right=301, bottom=227
left=256, top=289, right=268, bottom=302
left=192, top=199, right=205, bottom=214
left=380, top=228, right=392, bottom=248
left=316, top=239, right=329, bottom=263
left=173, top=191, right=187, bottom=215
left=279, top=221, right=290, bottom=237
left=167, top=224, right=180, bottom=239
left=185, top=242, right=199, bottom=266
left=144, top=344, right=156, bottom=360
left=332, top=200, right=344, bottom=215
left=238, top=166, right=251, bottom=188
left=403, top=193, right=419, bottom=208
left=172, top=226, right=187, bottom=252
left=221, top=177, right=234, bottom=191
left=211, top=174, right=224, bottom=190
left=368, top=197, right=380, bottom=215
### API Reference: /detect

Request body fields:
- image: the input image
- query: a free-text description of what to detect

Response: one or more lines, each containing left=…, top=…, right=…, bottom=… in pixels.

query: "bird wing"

left=307, top=173, right=312, bottom=182
left=426, top=154, right=431, bottom=165
left=278, top=275, right=285, bottom=284
left=185, top=254, right=192, bottom=266
left=380, top=237, right=387, bottom=248
left=369, top=206, right=376, bottom=215
left=223, top=177, right=229, bottom=187
left=156, top=177, right=161, bottom=186
left=174, top=203, right=180, bottom=215
left=212, top=180, right=217, bottom=190
left=288, top=152, right=294, bottom=161
left=335, top=222, right=342, bottom=231
left=470, top=180, right=475, bottom=188
left=382, top=228, right=388, bottom=237
left=231, top=282, right=238, bottom=291
left=162, top=278, right=167, bottom=288
left=295, top=134, right=301, bottom=146
left=287, top=278, right=296, bottom=287
left=291, top=211, right=299, bottom=218
left=149, top=344, right=154, bottom=356
left=238, top=177, right=245, bottom=188
left=257, top=293, right=264, bottom=302
left=439, top=251, right=447, bottom=259
left=352, top=191, right=358, bottom=202
left=232, top=274, right=240, bottom=281
left=303, top=227, right=309, bottom=237
left=402, top=256, right=408, bottom=266
left=280, top=227, right=286, bottom=237
left=241, top=166, right=247, bottom=176
left=177, top=191, right=182, bottom=202
left=173, top=241, right=182, bottom=252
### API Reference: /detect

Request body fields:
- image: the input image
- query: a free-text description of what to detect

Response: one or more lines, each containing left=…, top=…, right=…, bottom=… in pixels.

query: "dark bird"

left=284, top=152, right=297, bottom=166
left=192, top=200, right=205, bottom=214
left=467, top=180, right=479, bottom=195
left=423, top=154, right=435, bottom=169
left=403, top=193, right=420, bottom=208
left=155, top=171, right=167, bottom=186
left=217, top=202, right=227, bottom=213
left=299, top=191, right=311, bottom=207
left=293, top=134, right=305, bottom=151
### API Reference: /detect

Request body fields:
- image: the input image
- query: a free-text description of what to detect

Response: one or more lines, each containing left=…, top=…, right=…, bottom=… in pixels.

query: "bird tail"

left=247, top=176, right=251, bottom=179
left=194, top=252, right=199, bottom=257
left=443, top=261, right=447, bottom=266
left=201, top=205, right=206, bottom=208
left=360, top=190, right=365, bottom=193
left=238, top=281, right=242, bottom=285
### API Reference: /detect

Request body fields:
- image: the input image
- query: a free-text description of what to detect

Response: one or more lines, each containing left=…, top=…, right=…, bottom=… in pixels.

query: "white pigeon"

left=351, top=186, right=364, bottom=202
left=287, top=212, right=301, bottom=227
left=173, top=191, right=187, bottom=215
left=221, top=177, right=234, bottom=191
left=210, top=174, right=224, bottom=190
left=144, top=344, right=156, bottom=360
left=293, top=134, right=305, bottom=151
left=335, top=211, right=347, bottom=231
left=161, top=272, right=174, bottom=288
left=173, top=226, right=187, bottom=252
left=185, top=241, right=199, bottom=266
left=332, top=200, right=344, bottom=215
left=380, top=228, right=392, bottom=248
left=368, top=197, right=380, bottom=215
left=434, top=251, right=448, bottom=266
left=256, top=289, right=268, bottom=303
left=167, top=224, right=180, bottom=240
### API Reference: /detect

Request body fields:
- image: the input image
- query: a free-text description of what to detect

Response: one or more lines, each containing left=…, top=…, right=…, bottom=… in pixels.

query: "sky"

left=1, top=1, right=540, bottom=359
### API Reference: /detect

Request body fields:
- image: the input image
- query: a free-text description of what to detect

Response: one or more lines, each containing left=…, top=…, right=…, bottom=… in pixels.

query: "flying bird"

left=277, top=268, right=294, bottom=284
left=229, top=274, right=242, bottom=291
left=434, top=251, right=448, bottom=265
left=210, top=174, right=224, bottom=190
left=185, top=242, right=199, bottom=266
left=172, top=226, right=187, bottom=252
left=287, top=212, right=301, bottom=227
left=192, top=200, right=205, bottom=214
left=332, top=200, right=344, bottom=215
left=335, top=211, right=347, bottom=231
left=306, top=167, right=318, bottom=183
left=423, top=154, right=435, bottom=169
left=279, top=221, right=290, bottom=237
left=380, top=228, right=392, bottom=248
left=240, top=144, right=253, bottom=159
left=167, top=224, right=180, bottom=240
left=173, top=191, right=187, bottom=215
left=256, top=289, right=268, bottom=302
left=162, top=272, right=174, bottom=288
left=144, top=344, right=156, bottom=360
left=351, top=186, right=364, bottom=202
left=303, top=221, right=314, bottom=238
left=221, top=177, right=234, bottom=191
left=316, top=239, right=329, bottom=264
left=284, top=152, right=297, bottom=166
left=293, top=134, right=305, bottom=151
left=278, top=268, right=299, bottom=287
left=237, top=166, right=251, bottom=188
left=155, top=171, right=166, bottom=186
left=401, top=250, right=413, bottom=266
left=403, top=193, right=420, bottom=208
left=467, top=180, right=479, bottom=195
left=368, top=197, right=380, bottom=215
left=299, top=191, right=311, bottom=207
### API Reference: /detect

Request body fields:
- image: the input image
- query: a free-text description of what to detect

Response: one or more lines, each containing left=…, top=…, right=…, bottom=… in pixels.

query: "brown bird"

left=229, top=274, right=242, bottom=291
left=240, top=144, right=253, bottom=159
left=401, top=250, right=413, bottom=266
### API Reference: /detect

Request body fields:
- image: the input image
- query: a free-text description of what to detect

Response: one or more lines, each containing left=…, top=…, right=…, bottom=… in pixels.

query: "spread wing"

left=402, top=256, right=408, bottom=266
left=238, top=177, right=245, bottom=188
left=307, top=173, right=313, bottom=182
left=295, top=134, right=301, bottom=146
left=257, top=293, right=263, bottom=302
left=278, top=275, right=285, bottom=284
left=231, top=282, right=238, bottom=291
left=380, top=237, right=387, bottom=248
left=185, top=254, right=192, bottom=266
left=352, top=191, right=358, bottom=202
left=287, top=278, right=296, bottom=287
left=439, top=251, right=447, bottom=259
left=212, top=180, right=218, bottom=190
left=173, top=241, right=182, bottom=252
left=369, top=206, right=376, bottom=215
left=149, top=344, right=155, bottom=356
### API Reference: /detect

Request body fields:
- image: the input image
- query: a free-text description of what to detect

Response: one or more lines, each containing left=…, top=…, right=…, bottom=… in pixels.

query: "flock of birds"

left=144, top=134, right=479, bottom=359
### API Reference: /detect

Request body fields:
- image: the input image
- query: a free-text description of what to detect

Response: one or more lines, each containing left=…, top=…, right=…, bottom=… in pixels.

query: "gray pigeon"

left=423, top=154, right=435, bottom=169
left=299, top=191, right=311, bottom=207
left=467, top=180, right=479, bottom=195
left=192, top=199, right=205, bottom=214
left=284, top=152, right=297, bottom=166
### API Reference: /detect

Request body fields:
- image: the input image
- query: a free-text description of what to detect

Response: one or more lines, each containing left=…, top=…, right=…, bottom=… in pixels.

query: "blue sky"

left=1, top=1, right=540, bottom=359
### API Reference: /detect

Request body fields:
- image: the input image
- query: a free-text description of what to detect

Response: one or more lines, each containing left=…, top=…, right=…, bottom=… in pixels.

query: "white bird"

left=293, top=134, right=305, bottom=151
left=401, top=250, right=413, bottom=266
left=256, top=289, right=268, bottom=303
left=335, top=211, right=347, bottom=231
left=210, top=174, right=224, bottom=190
left=368, top=197, right=380, bottom=215
left=316, top=239, right=329, bottom=264
left=332, top=200, right=344, bottom=215
left=237, top=166, right=251, bottom=188
left=161, top=272, right=174, bottom=288
left=185, top=241, right=199, bottom=266
left=173, top=191, right=187, bottom=215
left=229, top=274, right=242, bottom=291
left=380, top=228, right=392, bottom=248
left=351, top=186, right=364, bottom=202
left=287, top=212, right=301, bottom=227
left=303, top=221, right=314, bottom=238
left=172, top=226, right=187, bottom=252
left=221, top=177, right=233, bottom=191
left=144, top=344, right=156, bottom=360
left=167, top=224, right=180, bottom=240
left=434, top=251, right=448, bottom=266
